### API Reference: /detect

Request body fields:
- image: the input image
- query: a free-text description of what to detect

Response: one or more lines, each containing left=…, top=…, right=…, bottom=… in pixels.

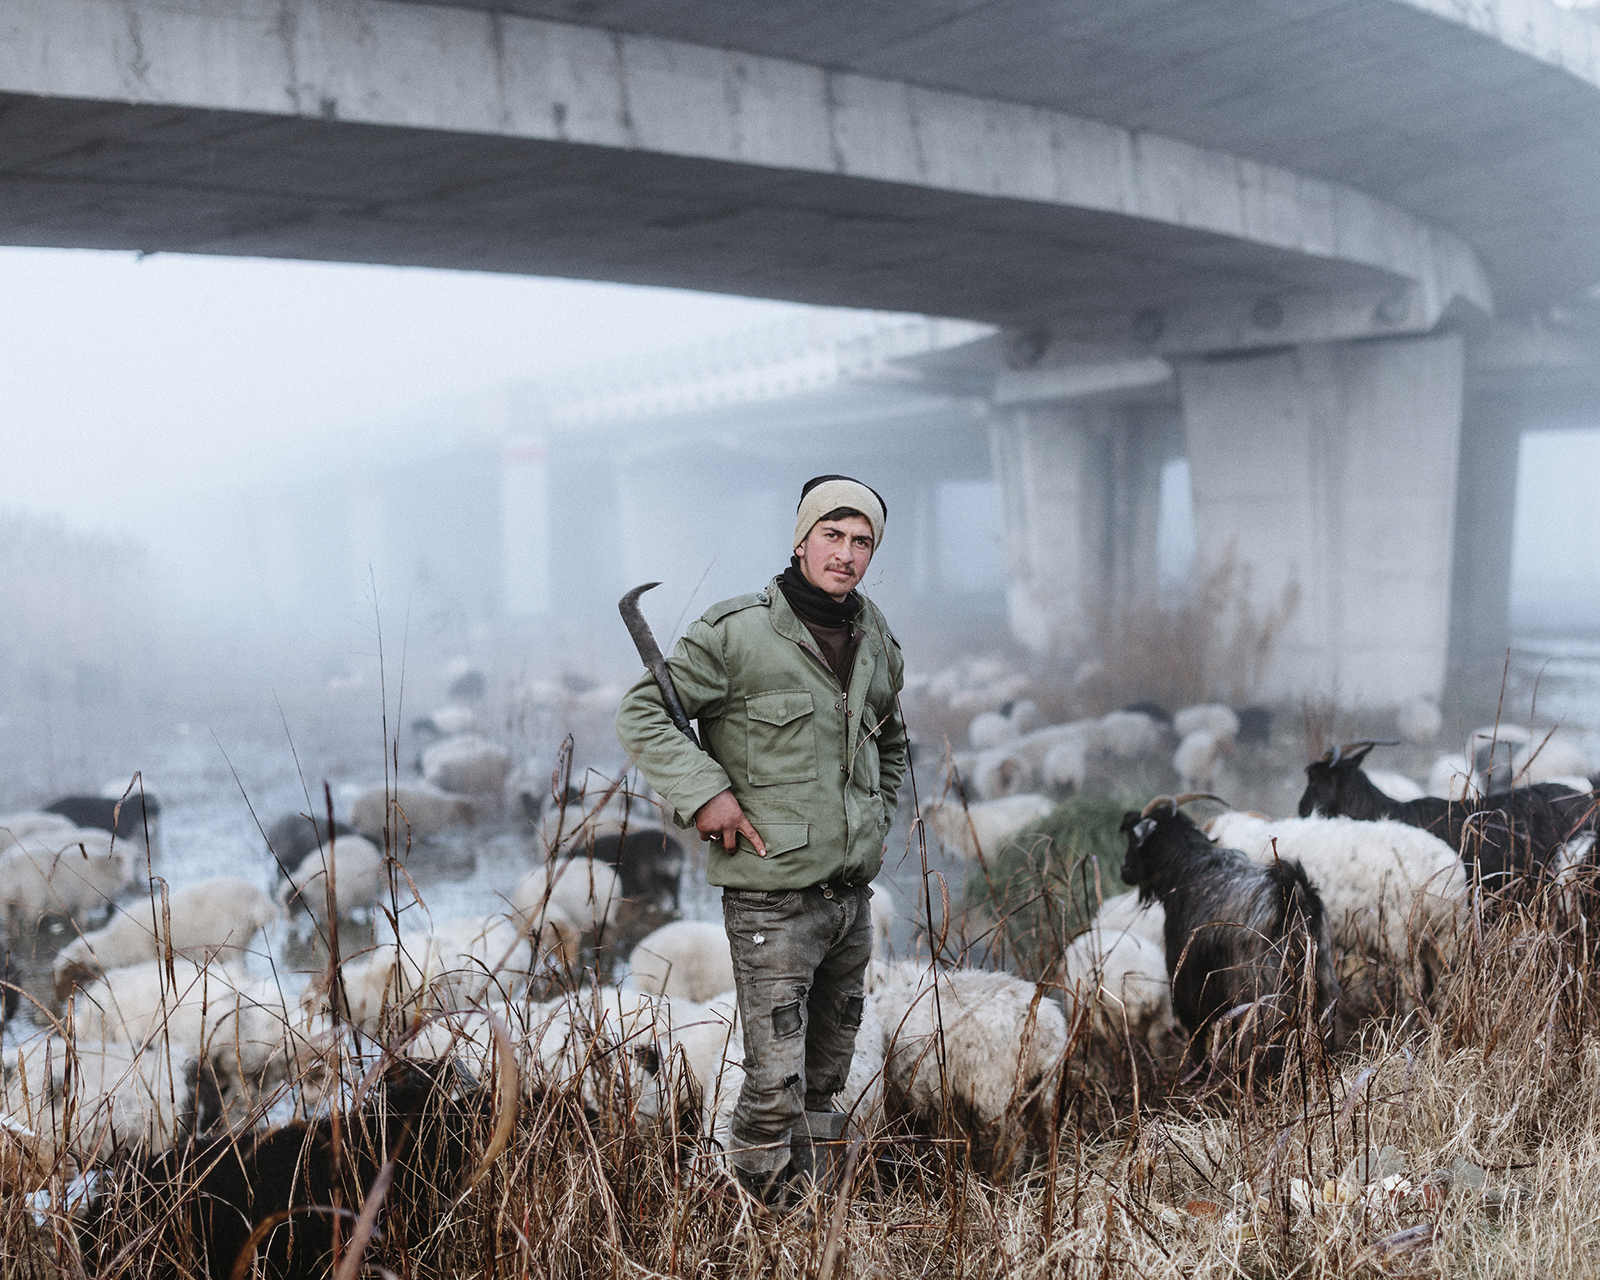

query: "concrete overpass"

left=5, top=0, right=1600, bottom=701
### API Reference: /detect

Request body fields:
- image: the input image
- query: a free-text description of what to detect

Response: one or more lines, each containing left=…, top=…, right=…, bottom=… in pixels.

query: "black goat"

left=1298, top=742, right=1598, bottom=892
left=1120, top=795, right=1341, bottom=1071
left=82, top=1057, right=504, bottom=1280
left=44, top=792, right=160, bottom=841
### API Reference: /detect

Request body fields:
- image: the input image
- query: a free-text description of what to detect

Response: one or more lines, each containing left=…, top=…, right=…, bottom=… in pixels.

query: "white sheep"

left=428, top=703, right=478, bottom=735
left=1364, top=769, right=1426, bottom=803
left=1041, top=739, right=1088, bottom=793
left=1013, top=722, right=1096, bottom=769
left=1427, top=753, right=1479, bottom=801
left=0, top=826, right=132, bottom=925
left=421, top=733, right=512, bottom=796
left=304, top=917, right=535, bottom=1035
left=1173, top=729, right=1234, bottom=789
left=349, top=783, right=473, bottom=841
left=1205, top=811, right=1465, bottom=969
left=53, top=877, right=280, bottom=996
left=972, top=747, right=1037, bottom=800
left=1396, top=697, right=1442, bottom=745
left=1514, top=735, right=1594, bottom=787
left=872, top=965, right=1067, bottom=1140
left=1062, top=926, right=1176, bottom=1053
left=628, top=921, right=735, bottom=1002
left=1086, top=890, right=1166, bottom=950
left=70, top=958, right=293, bottom=1117
left=1098, top=710, right=1164, bottom=759
left=512, top=858, right=622, bottom=934
left=2, top=1037, right=206, bottom=1163
left=278, top=834, right=385, bottom=922
left=1173, top=704, right=1239, bottom=742
left=0, top=811, right=79, bottom=854
left=918, top=794, right=1055, bottom=863
left=968, top=710, right=1018, bottom=751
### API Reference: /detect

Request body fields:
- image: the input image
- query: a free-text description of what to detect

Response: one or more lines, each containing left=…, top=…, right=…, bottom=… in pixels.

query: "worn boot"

left=788, top=1109, right=850, bottom=1196
left=733, top=1161, right=789, bottom=1208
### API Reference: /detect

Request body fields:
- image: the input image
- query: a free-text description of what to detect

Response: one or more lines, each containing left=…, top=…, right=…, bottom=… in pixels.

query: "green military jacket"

left=615, top=577, right=907, bottom=890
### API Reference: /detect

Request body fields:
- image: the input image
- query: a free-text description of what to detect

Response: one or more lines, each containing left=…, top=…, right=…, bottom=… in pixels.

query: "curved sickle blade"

left=619, top=583, right=702, bottom=749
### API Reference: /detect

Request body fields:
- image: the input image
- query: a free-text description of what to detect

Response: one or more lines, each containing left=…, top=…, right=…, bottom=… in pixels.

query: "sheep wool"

left=918, top=793, right=1055, bottom=862
left=1098, top=710, right=1164, bottom=759
left=968, top=710, right=1019, bottom=751
left=0, top=826, right=132, bottom=924
left=1062, top=926, right=1175, bottom=1051
left=1206, top=811, right=1465, bottom=966
left=421, top=733, right=513, bottom=796
left=1173, top=704, right=1240, bottom=742
left=1363, top=769, right=1426, bottom=803
left=1173, top=730, right=1233, bottom=789
left=278, top=834, right=384, bottom=921
left=513, top=858, right=621, bottom=933
left=972, top=747, right=1037, bottom=800
left=628, top=921, right=736, bottom=1002
left=349, top=783, right=473, bottom=841
left=873, top=966, right=1066, bottom=1131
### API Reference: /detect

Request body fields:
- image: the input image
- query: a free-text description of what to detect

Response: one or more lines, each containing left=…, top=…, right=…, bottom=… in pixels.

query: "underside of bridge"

left=5, top=0, right=1599, bottom=703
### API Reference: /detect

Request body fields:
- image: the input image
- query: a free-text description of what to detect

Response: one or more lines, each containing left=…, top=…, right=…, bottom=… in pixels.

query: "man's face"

left=796, top=514, right=875, bottom=601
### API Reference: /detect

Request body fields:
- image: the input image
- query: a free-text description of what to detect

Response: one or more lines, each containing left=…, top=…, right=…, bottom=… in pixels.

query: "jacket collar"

left=766, top=575, right=879, bottom=654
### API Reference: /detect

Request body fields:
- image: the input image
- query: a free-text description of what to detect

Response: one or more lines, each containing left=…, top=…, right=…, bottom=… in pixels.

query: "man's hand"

left=695, top=789, right=766, bottom=856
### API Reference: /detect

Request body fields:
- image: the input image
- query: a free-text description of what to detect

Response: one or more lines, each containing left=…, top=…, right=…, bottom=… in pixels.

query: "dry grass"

left=1077, top=545, right=1301, bottom=715
left=13, top=849, right=1600, bottom=1278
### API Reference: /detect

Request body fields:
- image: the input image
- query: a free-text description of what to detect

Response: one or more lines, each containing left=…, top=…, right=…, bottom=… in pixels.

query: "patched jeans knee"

left=721, top=885, right=874, bottom=1174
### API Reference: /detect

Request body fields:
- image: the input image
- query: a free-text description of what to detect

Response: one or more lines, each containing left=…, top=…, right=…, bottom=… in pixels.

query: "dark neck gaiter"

left=778, top=558, right=862, bottom=628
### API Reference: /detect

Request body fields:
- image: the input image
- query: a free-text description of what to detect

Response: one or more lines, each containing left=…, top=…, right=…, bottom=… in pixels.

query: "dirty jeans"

left=722, top=883, right=873, bottom=1176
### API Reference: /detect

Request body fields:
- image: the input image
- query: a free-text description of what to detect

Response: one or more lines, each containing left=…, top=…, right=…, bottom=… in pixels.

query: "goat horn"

left=1172, top=792, right=1227, bottom=808
left=1329, top=745, right=1342, bottom=765
left=1139, top=795, right=1174, bottom=818
left=1340, top=739, right=1400, bottom=753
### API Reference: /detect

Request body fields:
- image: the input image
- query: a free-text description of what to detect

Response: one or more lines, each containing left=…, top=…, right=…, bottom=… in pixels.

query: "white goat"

left=54, top=877, right=280, bottom=996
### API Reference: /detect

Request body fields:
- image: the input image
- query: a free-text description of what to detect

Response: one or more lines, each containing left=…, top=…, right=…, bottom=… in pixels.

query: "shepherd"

left=616, top=474, right=908, bottom=1207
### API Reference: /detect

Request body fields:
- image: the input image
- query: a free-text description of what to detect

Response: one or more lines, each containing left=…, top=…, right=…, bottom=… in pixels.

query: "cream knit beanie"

left=792, top=476, right=886, bottom=553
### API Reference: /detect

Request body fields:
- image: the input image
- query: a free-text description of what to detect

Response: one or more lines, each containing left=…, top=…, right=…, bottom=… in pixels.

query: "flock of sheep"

left=916, top=687, right=1600, bottom=1077
left=5, top=660, right=1600, bottom=1260
left=0, top=710, right=1087, bottom=1248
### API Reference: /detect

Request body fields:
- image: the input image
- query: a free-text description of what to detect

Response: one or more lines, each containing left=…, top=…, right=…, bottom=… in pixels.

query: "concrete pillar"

left=989, top=404, right=1113, bottom=656
left=1176, top=333, right=1465, bottom=705
left=501, top=432, right=552, bottom=617
left=1109, top=405, right=1184, bottom=607
left=1446, top=391, right=1522, bottom=691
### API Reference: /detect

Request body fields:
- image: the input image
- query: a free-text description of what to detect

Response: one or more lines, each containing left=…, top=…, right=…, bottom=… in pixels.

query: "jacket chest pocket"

left=745, top=689, right=818, bottom=786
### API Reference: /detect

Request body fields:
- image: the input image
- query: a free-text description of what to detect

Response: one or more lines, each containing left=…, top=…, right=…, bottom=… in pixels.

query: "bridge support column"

left=990, top=402, right=1172, bottom=657
left=1446, top=392, right=1522, bottom=694
left=1176, top=333, right=1464, bottom=705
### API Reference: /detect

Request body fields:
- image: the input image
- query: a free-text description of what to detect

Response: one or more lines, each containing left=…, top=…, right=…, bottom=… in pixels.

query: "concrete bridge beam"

left=1175, top=333, right=1465, bottom=705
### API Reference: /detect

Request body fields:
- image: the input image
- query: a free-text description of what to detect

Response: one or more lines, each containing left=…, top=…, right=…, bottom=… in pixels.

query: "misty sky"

left=1, top=245, right=1596, bottom=616
left=0, top=247, right=822, bottom=543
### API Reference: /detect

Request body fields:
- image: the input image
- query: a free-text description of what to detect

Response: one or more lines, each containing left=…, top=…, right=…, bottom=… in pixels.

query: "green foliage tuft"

left=965, top=793, right=1143, bottom=975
